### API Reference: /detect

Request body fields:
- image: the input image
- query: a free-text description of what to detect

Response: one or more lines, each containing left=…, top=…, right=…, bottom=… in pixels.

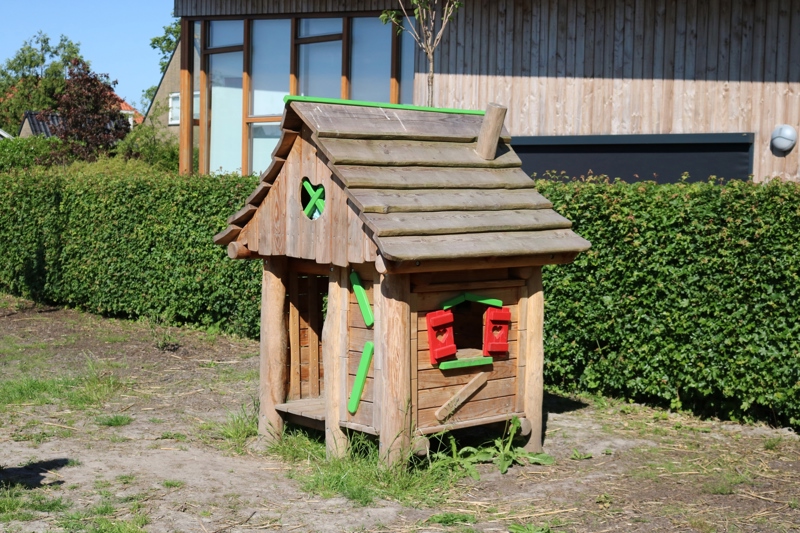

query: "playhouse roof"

left=215, top=97, right=590, bottom=264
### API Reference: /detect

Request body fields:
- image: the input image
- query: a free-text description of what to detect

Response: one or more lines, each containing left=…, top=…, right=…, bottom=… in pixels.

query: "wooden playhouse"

left=214, top=96, right=591, bottom=464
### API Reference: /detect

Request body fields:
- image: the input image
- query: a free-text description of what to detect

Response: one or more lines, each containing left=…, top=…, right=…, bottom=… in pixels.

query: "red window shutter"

left=483, top=306, right=511, bottom=356
left=426, top=309, right=457, bottom=365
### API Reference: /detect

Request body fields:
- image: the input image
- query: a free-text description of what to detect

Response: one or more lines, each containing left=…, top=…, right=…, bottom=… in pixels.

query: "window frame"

left=168, top=92, right=181, bottom=125
left=184, top=12, right=410, bottom=176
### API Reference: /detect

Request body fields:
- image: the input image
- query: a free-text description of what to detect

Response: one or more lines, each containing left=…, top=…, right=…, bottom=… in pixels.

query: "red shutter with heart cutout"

left=426, top=309, right=457, bottom=365
left=483, top=306, right=511, bottom=356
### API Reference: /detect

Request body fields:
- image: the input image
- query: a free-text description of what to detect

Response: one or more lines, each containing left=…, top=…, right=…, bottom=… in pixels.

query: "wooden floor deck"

left=274, top=397, right=326, bottom=431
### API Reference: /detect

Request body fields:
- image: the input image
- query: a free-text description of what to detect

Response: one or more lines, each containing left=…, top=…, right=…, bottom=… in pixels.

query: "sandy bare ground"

left=1, top=295, right=798, bottom=533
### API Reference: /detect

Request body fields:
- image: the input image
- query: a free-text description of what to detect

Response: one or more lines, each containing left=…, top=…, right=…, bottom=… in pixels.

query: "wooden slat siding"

left=350, top=189, right=552, bottom=214
left=412, top=286, right=521, bottom=314
left=364, top=210, right=572, bottom=238
left=681, top=0, right=696, bottom=133
left=410, top=309, right=418, bottom=432
left=370, top=270, right=383, bottom=434
left=378, top=229, right=591, bottom=262
left=288, top=274, right=301, bottom=401
left=308, top=275, right=321, bottom=397
left=417, top=395, right=516, bottom=429
left=175, top=0, right=399, bottom=16
left=333, top=166, right=535, bottom=190
left=421, top=376, right=514, bottom=411
left=327, top=155, right=348, bottom=268
left=346, top=199, right=365, bottom=264
left=313, top=146, right=332, bottom=265
left=417, top=359, right=517, bottom=390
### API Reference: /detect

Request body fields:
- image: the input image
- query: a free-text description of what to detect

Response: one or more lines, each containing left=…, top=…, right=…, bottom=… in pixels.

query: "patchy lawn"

left=0, top=293, right=798, bottom=533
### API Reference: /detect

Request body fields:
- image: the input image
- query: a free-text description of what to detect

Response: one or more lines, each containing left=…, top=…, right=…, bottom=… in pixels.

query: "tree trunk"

left=427, top=54, right=435, bottom=107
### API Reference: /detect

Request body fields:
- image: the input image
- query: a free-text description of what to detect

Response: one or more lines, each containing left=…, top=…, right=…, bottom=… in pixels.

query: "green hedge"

left=1, top=162, right=799, bottom=425
left=537, top=178, right=800, bottom=425
left=0, top=159, right=261, bottom=337
left=0, top=136, right=67, bottom=172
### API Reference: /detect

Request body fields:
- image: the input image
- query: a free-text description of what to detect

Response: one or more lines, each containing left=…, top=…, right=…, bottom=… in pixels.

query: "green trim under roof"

left=284, top=95, right=486, bottom=116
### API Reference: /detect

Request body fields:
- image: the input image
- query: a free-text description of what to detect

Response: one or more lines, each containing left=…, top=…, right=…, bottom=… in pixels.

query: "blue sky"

left=0, top=0, right=176, bottom=111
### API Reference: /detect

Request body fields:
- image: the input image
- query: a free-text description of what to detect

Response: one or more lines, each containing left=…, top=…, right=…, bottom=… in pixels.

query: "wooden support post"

left=178, top=18, right=193, bottom=175
left=524, top=267, right=544, bottom=452
left=475, top=103, right=507, bottom=160
left=322, top=266, right=349, bottom=458
left=376, top=272, right=411, bottom=466
left=260, top=257, right=288, bottom=440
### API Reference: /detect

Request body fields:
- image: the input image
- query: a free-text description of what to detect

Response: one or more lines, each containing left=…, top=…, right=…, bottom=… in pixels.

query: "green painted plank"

left=284, top=95, right=486, bottom=116
left=438, top=357, right=494, bottom=370
left=441, top=294, right=466, bottom=310
left=349, top=271, right=374, bottom=328
left=464, top=293, right=504, bottom=308
left=348, top=341, right=374, bottom=415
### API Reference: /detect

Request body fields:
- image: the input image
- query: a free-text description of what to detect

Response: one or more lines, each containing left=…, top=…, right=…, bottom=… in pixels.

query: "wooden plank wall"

left=256, top=128, right=375, bottom=265
left=423, top=0, right=800, bottom=181
left=345, top=264, right=376, bottom=430
left=411, top=270, right=521, bottom=434
left=287, top=273, right=326, bottom=400
left=174, top=0, right=397, bottom=16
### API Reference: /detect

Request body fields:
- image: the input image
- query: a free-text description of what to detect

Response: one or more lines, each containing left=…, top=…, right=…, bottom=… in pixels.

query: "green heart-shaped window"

left=301, top=178, right=325, bottom=220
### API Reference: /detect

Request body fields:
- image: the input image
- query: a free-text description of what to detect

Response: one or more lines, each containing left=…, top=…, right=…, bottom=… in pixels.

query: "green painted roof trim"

left=284, top=95, right=486, bottom=116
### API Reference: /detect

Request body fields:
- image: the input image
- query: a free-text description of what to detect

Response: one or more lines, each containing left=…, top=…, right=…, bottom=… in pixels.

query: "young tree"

left=381, top=1, right=463, bottom=107
left=0, top=32, right=82, bottom=133
left=46, top=59, right=130, bottom=161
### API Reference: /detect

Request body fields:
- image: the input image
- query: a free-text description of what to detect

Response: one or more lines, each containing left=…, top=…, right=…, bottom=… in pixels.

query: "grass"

left=95, top=415, right=133, bottom=427
left=161, top=480, right=185, bottom=489
left=427, top=512, right=476, bottom=525
left=205, top=400, right=259, bottom=454
left=0, top=360, right=122, bottom=411
left=268, top=426, right=465, bottom=506
left=0, top=484, right=70, bottom=523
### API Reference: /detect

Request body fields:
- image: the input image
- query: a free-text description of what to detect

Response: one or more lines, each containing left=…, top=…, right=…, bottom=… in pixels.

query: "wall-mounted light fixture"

left=770, top=124, right=798, bottom=156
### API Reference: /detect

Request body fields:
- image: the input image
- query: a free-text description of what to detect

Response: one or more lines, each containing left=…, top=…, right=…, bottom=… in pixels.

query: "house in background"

left=18, top=98, right=141, bottom=139
left=144, top=44, right=188, bottom=137
left=18, top=111, right=61, bottom=138
left=172, top=0, right=799, bottom=181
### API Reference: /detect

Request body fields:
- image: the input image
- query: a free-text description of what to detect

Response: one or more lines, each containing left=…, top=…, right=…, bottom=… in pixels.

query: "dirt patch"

left=1, top=295, right=798, bottom=532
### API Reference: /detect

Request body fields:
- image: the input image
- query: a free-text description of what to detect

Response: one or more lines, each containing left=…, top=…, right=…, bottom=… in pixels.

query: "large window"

left=186, top=15, right=416, bottom=175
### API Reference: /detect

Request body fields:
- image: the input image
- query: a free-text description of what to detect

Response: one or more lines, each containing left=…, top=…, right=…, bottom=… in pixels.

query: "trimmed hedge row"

left=0, top=159, right=261, bottom=337
left=537, top=178, right=800, bottom=425
left=1, top=163, right=798, bottom=424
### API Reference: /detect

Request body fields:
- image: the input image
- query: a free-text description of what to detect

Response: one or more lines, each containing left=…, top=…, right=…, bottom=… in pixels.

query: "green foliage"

left=214, top=400, right=259, bottom=454
left=268, top=426, right=463, bottom=506
left=46, top=59, right=130, bottom=161
left=115, top=103, right=179, bottom=172
left=427, top=512, right=476, bottom=525
left=431, top=417, right=554, bottom=478
left=150, top=20, right=181, bottom=75
left=0, top=361, right=120, bottom=410
left=0, top=32, right=83, bottom=133
left=536, top=177, right=800, bottom=426
left=0, top=159, right=261, bottom=336
left=95, top=415, right=132, bottom=427
left=570, top=449, right=593, bottom=461
left=0, top=136, right=68, bottom=172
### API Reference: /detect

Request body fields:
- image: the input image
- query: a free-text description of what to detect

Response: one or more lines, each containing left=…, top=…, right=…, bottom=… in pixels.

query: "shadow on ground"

left=0, top=458, right=70, bottom=488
